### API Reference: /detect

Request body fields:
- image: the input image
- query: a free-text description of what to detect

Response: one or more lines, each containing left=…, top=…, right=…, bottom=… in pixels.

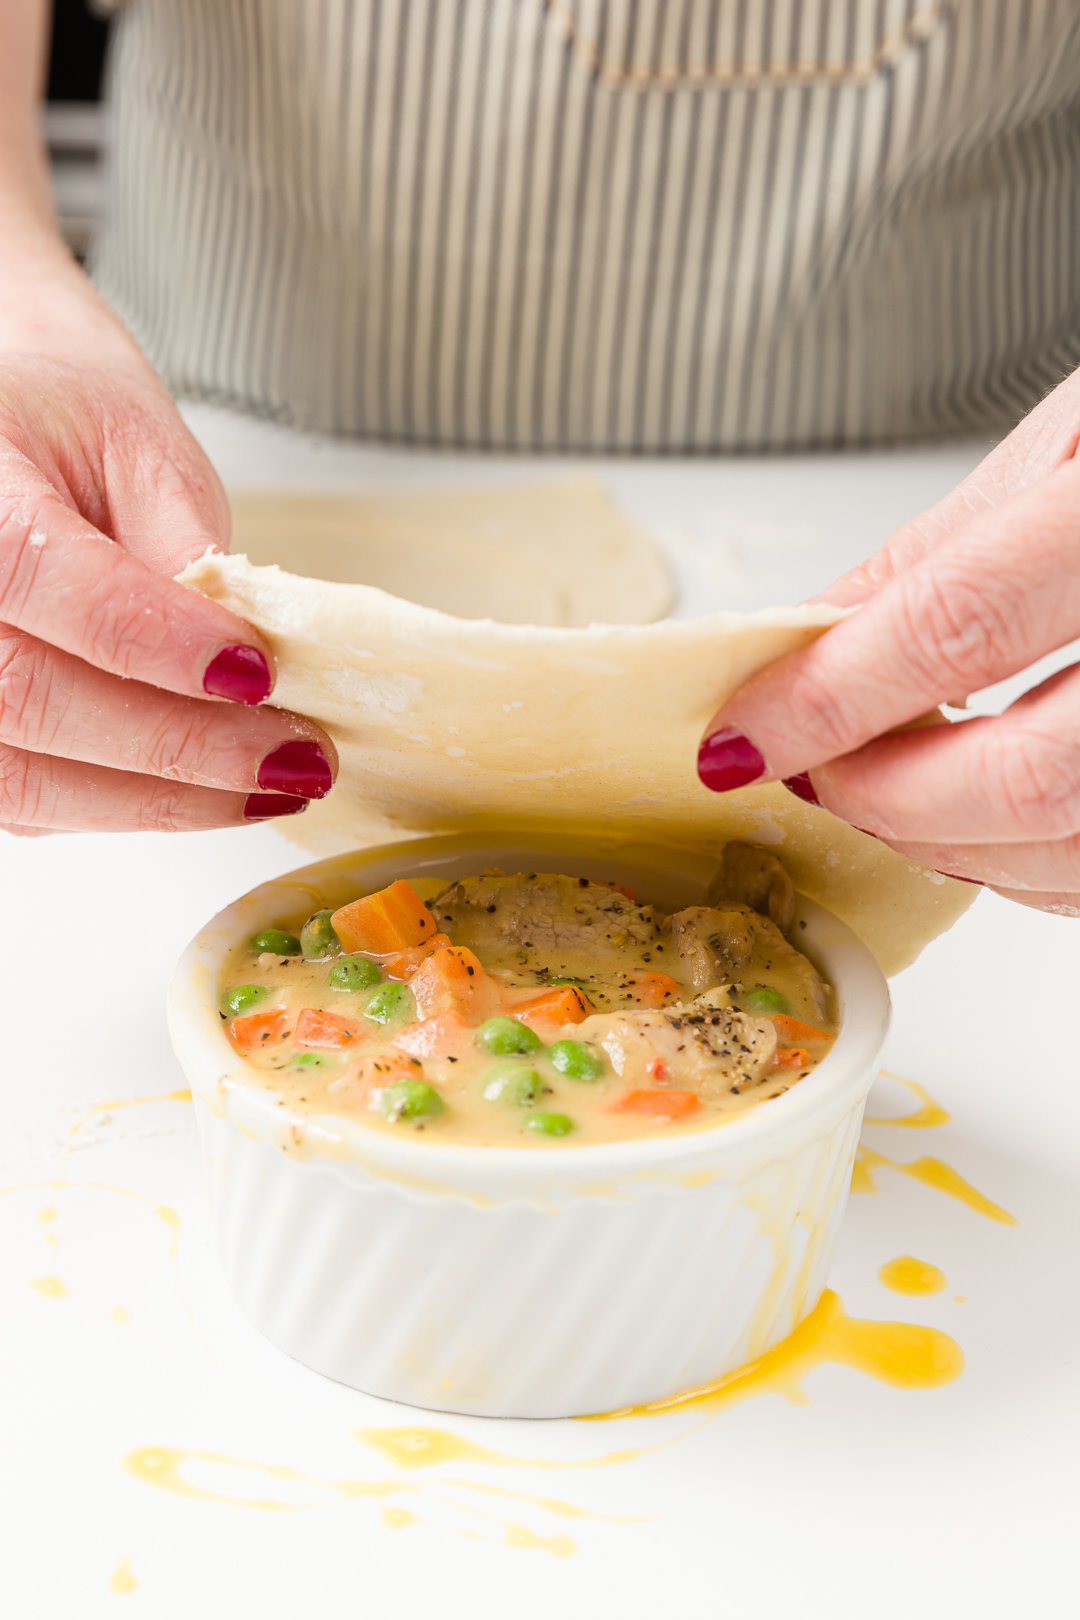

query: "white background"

left=2, top=411, right=1077, bottom=1618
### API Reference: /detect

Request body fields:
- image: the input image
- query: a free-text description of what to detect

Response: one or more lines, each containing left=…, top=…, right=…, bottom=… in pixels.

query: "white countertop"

left=3, top=411, right=1077, bottom=1618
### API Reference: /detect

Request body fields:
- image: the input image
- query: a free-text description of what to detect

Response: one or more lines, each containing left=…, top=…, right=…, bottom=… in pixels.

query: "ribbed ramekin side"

left=193, top=1095, right=866, bottom=1419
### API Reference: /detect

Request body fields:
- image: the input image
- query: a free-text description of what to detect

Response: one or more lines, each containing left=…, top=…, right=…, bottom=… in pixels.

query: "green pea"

left=301, top=909, right=339, bottom=959
left=548, top=1040, right=605, bottom=1082
left=476, top=1016, right=543, bottom=1056
left=525, top=1111, right=574, bottom=1138
left=291, top=1051, right=338, bottom=1072
left=364, top=983, right=415, bottom=1025
left=483, top=1065, right=546, bottom=1107
left=249, top=928, right=302, bottom=957
left=381, top=1080, right=445, bottom=1122
left=328, top=954, right=382, bottom=993
left=743, top=986, right=789, bottom=1016
left=223, top=984, right=267, bottom=1017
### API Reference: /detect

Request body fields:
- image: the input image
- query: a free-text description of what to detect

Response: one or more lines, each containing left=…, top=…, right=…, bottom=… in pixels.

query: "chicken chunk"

left=575, top=993, right=778, bottom=1099
left=667, top=904, right=757, bottom=991
left=668, top=899, right=827, bottom=1021
left=432, top=872, right=662, bottom=995
left=708, top=841, right=796, bottom=932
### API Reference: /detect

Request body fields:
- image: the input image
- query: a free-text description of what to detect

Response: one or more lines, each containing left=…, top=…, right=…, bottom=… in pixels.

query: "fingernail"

left=257, top=739, right=333, bottom=799
left=697, top=727, right=766, bottom=793
left=243, top=792, right=309, bottom=821
left=782, top=773, right=820, bottom=807
left=936, top=871, right=985, bottom=886
left=204, top=645, right=272, bottom=705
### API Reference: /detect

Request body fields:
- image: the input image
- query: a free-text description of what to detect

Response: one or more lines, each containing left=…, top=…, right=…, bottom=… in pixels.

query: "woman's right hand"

left=0, top=337, right=336, bottom=835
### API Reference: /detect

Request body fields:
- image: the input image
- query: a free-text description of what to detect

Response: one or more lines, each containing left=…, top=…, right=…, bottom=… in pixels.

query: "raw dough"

left=182, top=553, right=974, bottom=974
left=228, top=481, right=674, bottom=627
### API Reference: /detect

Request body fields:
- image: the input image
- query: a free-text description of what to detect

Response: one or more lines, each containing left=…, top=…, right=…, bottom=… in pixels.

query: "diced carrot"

left=626, top=972, right=681, bottom=1008
left=381, top=932, right=452, bottom=980
left=227, top=1009, right=289, bottom=1050
left=773, top=1046, right=811, bottom=1071
left=646, top=1056, right=671, bottom=1081
left=512, top=985, right=593, bottom=1031
left=604, top=882, right=637, bottom=901
left=772, top=1013, right=832, bottom=1046
left=410, top=945, right=502, bottom=1022
left=294, top=1007, right=364, bottom=1048
left=344, top=1050, right=425, bottom=1097
left=392, top=1010, right=472, bottom=1061
left=610, top=1089, right=701, bottom=1121
left=331, top=881, right=439, bottom=955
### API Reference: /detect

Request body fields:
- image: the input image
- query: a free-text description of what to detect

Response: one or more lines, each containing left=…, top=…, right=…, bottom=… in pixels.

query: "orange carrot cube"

left=381, top=933, right=452, bottom=981
left=294, top=1007, right=364, bottom=1048
left=609, top=1089, right=701, bottom=1121
left=512, top=985, right=593, bottom=1031
left=410, top=945, right=502, bottom=1022
left=626, top=972, right=681, bottom=1008
left=392, top=1010, right=473, bottom=1060
left=331, top=881, right=439, bottom=955
left=227, top=1009, right=289, bottom=1050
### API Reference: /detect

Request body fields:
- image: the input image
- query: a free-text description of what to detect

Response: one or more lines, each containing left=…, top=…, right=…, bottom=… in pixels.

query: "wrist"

left=0, top=226, right=148, bottom=378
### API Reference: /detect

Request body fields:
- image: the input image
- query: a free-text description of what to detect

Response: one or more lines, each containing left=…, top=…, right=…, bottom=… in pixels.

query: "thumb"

left=100, top=398, right=232, bottom=576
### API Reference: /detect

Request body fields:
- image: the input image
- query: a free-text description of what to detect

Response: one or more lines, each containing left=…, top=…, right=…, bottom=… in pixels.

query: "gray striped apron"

left=92, top=1, right=1080, bottom=450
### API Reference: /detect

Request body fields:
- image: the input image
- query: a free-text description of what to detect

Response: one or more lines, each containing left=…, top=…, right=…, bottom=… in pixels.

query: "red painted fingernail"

left=257, top=740, right=333, bottom=799
left=782, top=773, right=820, bottom=807
left=243, top=793, right=309, bottom=821
left=936, top=872, right=985, bottom=886
left=204, top=645, right=272, bottom=705
left=697, top=728, right=766, bottom=793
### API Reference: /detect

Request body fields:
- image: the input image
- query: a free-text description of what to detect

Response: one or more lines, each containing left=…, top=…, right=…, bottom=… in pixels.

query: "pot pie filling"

left=220, top=843, right=837, bottom=1146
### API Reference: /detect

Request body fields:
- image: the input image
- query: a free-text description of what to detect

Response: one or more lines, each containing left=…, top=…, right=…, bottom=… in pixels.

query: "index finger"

left=699, top=461, right=1080, bottom=788
left=0, top=484, right=274, bottom=704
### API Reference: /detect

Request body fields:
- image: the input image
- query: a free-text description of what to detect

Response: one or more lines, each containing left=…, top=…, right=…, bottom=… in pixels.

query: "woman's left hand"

left=697, top=366, right=1080, bottom=915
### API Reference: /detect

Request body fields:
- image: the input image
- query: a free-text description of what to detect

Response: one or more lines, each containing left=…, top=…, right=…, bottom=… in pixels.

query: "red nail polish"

left=243, top=793, right=309, bottom=820
left=257, top=740, right=333, bottom=800
left=204, top=645, right=272, bottom=705
left=697, top=727, right=766, bottom=793
left=782, top=773, right=820, bottom=807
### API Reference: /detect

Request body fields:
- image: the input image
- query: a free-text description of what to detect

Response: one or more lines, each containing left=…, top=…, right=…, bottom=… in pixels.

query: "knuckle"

left=133, top=779, right=198, bottom=834
left=992, top=727, right=1080, bottom=838
left=138, top=708, right=225, bottom=786
left=0, top=743, right=39, bottom=825
left=782, top=660, right=861, bottom=759
left=82, top=582, right=167, bottom=678
left=0, top=630, right=62, bottom=749
left=899, top=566, right=1018, bottom=696
left=0, top=500, right=53, bottom=620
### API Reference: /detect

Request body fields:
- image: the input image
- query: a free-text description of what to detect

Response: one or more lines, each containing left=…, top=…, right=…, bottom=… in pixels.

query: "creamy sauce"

left=29, top=1275, right=67, bottom=1299
left=586, top=1288, right=964, bottom=1418
left=2, top=1181, right=202, bottom=1344
left=879, top=1255, right=947, bottom=1295
left=864, top=1071, right=952, bottom=1129
left=71, top=1090, right=193, bottom=1136
left=380, top=1506, right=417, bottom=1530
left=122, top=1444, right=636, bottom=1556
left=221, top=868, right=836, bottom=1147
left=852, top=1147, right=1017, bottom=1224
left=109, top=1558, right=137, bottom=1595
left=356, top=1426, right=653, bottom=1471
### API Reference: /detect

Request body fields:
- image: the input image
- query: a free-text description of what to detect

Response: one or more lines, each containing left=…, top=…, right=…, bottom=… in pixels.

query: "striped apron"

left=92, top=0, right=1080, bottom=450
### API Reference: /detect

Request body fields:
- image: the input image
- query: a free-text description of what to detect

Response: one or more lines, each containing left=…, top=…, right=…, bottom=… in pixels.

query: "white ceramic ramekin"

left=168, top=831, right=890, bottom=1418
